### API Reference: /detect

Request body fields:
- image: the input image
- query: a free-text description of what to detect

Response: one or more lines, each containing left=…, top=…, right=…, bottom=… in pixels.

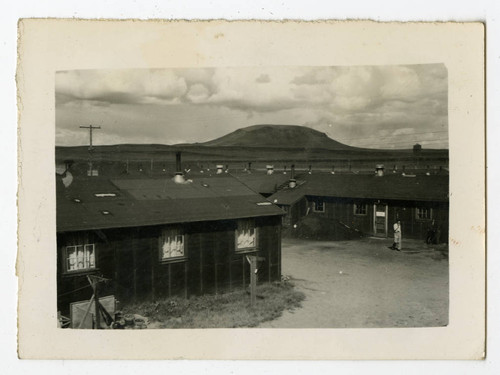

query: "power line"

left=336, top=130, right=448, bottom=143
left=348, top=139, right=448, bottom=148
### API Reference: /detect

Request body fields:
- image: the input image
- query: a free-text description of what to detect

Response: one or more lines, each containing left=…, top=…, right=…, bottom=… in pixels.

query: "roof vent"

left=266, top=165, right=274, bottom=175
left=289, top=164, right=296, bottom=188
left=257, top=202, right=272, bottom=206
left=375, top=164, right=385, bottom=177
left=174, top=173, right=186, bottom=183
left=174, top=151, right=186, bottom=183
left=216, top=164, right=224, bottom=174
left=94, top=193, right=117, bottom=197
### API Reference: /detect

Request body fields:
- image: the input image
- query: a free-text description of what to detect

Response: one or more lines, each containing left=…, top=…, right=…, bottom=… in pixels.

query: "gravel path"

left=259, top=237, right=448, bottom=328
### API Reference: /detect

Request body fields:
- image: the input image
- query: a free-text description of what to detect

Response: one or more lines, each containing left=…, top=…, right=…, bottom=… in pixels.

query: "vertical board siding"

left=296, top=196, right=448, bottom=241
left=57, top=216, right=283, bottom=313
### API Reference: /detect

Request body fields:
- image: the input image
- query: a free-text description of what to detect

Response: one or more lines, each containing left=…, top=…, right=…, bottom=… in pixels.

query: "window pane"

left=161, top=230, right=184, bottom=259
left=65, top=243, right=96, bottom=272
left=75, top=245, right=85, bottom=269
left=417, top=208, right=431, bottom=220
left=85, top=244, right=95, bottom=268
left=67, top=246, right=77, bottom=271
left=237, top=219, right=256, bottom=249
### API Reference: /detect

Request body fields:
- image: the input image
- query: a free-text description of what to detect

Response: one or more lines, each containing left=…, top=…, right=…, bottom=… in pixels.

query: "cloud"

left=393, top=127, right=416, bottom=136
left=56, top=69, right=188, bottom=106
left=186, top=83, right=211, bottom=103
left=55, top=64, right=448, bottom=149
left=255, top=74, right=271, bottom=83
left=291, top=67, right=339, bottom=85
left=379, top=66, right=422, bottom=100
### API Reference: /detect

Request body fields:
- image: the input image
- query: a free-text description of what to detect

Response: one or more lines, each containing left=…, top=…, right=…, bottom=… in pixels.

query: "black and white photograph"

left=15, top=19, right=485, bottom=361
left=54, top=65, right=449, bottom=329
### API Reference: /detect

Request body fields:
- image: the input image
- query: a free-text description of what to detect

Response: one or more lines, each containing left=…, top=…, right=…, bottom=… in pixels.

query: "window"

left=313, top=201, right=325, bottom=213
left=416, top=207, right=432, bottom=220
left=160, top=228, right=185, bottom=261
left=282, top=206, right=292, bottom=226
left=354, top=203, right=367, bottom=215
left=236, top=219, right=257, bottom=251
left=65, top=244, right=96, bottom=272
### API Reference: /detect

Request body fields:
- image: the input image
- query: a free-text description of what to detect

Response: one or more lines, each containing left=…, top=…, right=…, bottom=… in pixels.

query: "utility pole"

left=80, top=125, right=101, bottom=151
left=246, top=255, right=265, bottom=308
left=80, top=125, right=101, bottom=176
left=87, top=275, right=109, bottom=329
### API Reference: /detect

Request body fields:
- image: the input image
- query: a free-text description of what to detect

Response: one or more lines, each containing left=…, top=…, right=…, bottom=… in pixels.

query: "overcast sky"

left=55, top=64, right=448, bottom=149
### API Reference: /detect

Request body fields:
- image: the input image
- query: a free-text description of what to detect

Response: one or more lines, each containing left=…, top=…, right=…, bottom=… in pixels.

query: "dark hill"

left=201, top=124, right=355, bottom=150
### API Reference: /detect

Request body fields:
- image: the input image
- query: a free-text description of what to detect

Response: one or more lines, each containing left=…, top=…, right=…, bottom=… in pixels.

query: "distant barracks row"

left=267, top=165, right=449, bottom=242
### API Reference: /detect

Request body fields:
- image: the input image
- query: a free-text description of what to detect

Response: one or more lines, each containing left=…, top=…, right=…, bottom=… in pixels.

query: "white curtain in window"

left=237, top=220, right=256, bottom=249
left=161, top=228, right=184, bottom=259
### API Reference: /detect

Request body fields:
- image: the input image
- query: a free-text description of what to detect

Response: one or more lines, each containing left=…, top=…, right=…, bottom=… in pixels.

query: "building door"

left=373, top=203, right=388, bottom=237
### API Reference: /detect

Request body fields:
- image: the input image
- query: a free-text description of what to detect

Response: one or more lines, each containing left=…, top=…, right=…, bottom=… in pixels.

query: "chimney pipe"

left=64, top=160, right=74, bottom=171
left=176, top=152, right=182, bottom=173
left=289, top=164, right=296, bottom=188
left=174, top=151, right=185, bottom=183
left=331, top=165, right=335, bottom=175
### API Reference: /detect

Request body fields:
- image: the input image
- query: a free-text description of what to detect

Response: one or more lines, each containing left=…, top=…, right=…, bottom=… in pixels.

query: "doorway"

left=373, top=203, right=388, bottom=237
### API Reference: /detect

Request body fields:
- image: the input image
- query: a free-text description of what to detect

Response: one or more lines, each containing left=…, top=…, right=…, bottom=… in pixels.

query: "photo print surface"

left=55, top=65, right=449, bottom=329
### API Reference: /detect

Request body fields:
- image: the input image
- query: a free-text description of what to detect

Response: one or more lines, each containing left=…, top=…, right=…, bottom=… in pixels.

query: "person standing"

left=391, top=220, right=402, bottom=251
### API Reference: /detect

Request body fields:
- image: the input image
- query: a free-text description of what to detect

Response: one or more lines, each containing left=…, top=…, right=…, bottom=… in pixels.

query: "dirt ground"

left=259, top=237, right=448, bottom=328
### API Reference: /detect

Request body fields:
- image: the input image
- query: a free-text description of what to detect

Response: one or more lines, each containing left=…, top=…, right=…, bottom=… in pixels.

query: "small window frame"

left=313, top=200, right=325, bottom=213
left=354, top=203, right=368, bottom=216
left=235, top=219, right=258, bottom=253
left=415, top=207, right=433, bottom=221
left=64, top=243, right=97, bottom=274
left=159, top=227, right=187, bottom=263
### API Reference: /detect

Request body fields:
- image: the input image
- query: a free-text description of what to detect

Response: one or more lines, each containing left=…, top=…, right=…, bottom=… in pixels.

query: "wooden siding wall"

left=302, top=196, right=449, bottom=241
left=306, top=196, right=373, bottom=234
left=57, top=216, right=282, bottom=314
left=388, top=202, right=449, bottom=241
left=281, top=197, right=308, bottom=227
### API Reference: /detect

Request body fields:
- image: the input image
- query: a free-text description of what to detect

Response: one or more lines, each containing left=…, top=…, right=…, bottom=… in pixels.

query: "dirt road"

left=259, top=237, right=448, bottom=328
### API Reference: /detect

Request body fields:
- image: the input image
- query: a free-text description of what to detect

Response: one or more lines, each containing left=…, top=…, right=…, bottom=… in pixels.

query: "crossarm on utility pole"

left=79, top=125, right=101, bottom=151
